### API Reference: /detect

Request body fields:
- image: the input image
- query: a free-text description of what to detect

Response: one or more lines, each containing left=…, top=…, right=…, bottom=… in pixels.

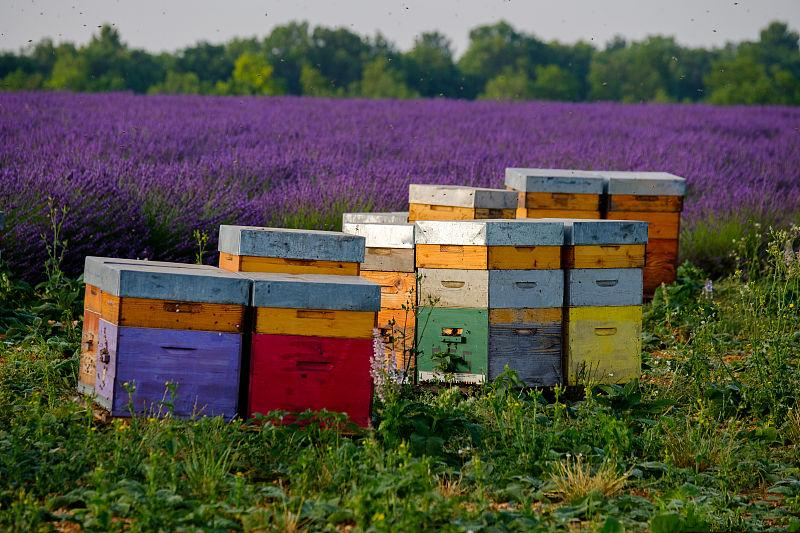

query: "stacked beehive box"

left=505, top=168, right=605, bottom=219
left=342, top=213, right=416, bottom=373
left=82, top=257, right=250, bottom=418
left=415, top=219, right=564, bottom=385
left=247, top=274, right=379, bottom=427
left=217, top=225, right=378, bottom=427
left=558, top=219, right=648, bottom=385
left=408, top=184, right=517, bottom=222
left=603, top=172, right=686, bottom=296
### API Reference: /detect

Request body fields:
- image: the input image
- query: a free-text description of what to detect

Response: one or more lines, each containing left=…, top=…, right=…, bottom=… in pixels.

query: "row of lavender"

left=1, top=92, right=799, bottom=277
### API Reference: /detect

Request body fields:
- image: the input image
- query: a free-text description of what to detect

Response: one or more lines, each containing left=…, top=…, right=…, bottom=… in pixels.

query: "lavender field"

left=1, top=92, right=799, bottom=277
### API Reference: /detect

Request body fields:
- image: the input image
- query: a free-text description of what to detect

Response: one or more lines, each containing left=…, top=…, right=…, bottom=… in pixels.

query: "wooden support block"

left=249, top=334, right=373, bottom=427
left=219, top=253, right=360, bottom=276
left=362, top=247, right=415, bottom=272
left=360, top=271, right=416, bottom=310
left=608, top=194, right=683, bottom=213
left=84, top=284, right=102, bottom=314
left=568, top=268, right=643, bottom=307
left=100, top=293, right=245, bottom=332
left=78, top=309, right=100, bottom=394
left=521, top=208, right=602, bottom=219
left=416, top=307, right=488, bottom=384
left=408, top=203, right=515, bottom=221
left=254, top=308, right=376, bottom=338
left=524, top=192, right=601, bottom=211
left=377, top=309, right=416, bottom=372
left=644, top=238, right=680, bottom=296
left=605, top=211, right=681, bottom=240
left=565, top=244, right=646, bottom=269
left=95, top=319, right=242, bottom=418
left=415, top=244, right=560, bottom=270
left=566, top=305, right=642, bottom=385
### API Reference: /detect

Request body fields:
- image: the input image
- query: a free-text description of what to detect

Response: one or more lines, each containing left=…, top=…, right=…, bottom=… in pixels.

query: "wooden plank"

left=606, top=211, right=681, bottom=240
left=504, top=168, right=605, bottom=194
left=249, top=334, right=373, bottom=427
left=219, top=252, right=360, bottom=276
left=565, top=244, right=646, bottom=269
left=84, top=284, right=102, bottom=314
left=78, top=309, right=100, bottom=392
left=474, top=208, right=516, bottom=219
left=644, top=239, right=679, bottom=296
left=409, top=184, right=517, bottom=208
left=415, top=307, right=488, bottom=382
left=100, top=293, right=245, bottom=332
left=94, top=319, right=118, bottom=411
left=488, top=269, right=564, bottom=309
left=604, top=172, right=686, bottom=196
left=362, top=247, right=415, bottom=272
left=414, top=219, right=564, bottom=246
left=566, top=305, right=642, bottom=385
left=409, top=203, right=478, bottom=222
left=489, top=321, right=562, bottom=386
left=250, top=273, right=380, bottom=311
left=489, top=308, right=561, bottom=324
left=524, top=192, right=600, bottom=211
left=417, top=269, right=489, bottom=308
left=254, top=307, right=376, bottom=338
left=415, top=244, right=488, bottom=269
left=342, top=212, right=408, bottom=224
left=522, top=208, right=601, bottom=219
left=487, top=245, right=561, bottom=269
left=360, top=271, right=416, bottom=310
left=218, top=225, right=365, bottom=263
left=568, top=268, right=643, bottom=307
left=377, top=309, right=416, bottom=372
left=608, top=194, right=683, bottom=212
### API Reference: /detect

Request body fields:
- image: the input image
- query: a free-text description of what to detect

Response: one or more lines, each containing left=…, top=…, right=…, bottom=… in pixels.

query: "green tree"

left=216, top=52, right=280, bottom=95
left=458, top=21, right=531, bottom=97
left=264, top=22, right=312, bottom=95
left=531, top=64, right=580, bottom=101
left=479, top=68, right=534, bottom=100
left=46, top=47, right=90, bottom=91
left=356, top=57, right=418, bottom=99
left=148, top=71, right=201, bottom=94
left=403, top=32, right=460, bottom=97
left=299, top=64, right=335, bottom=96
left=308, top=26, right=370, bottom=90
left=176, top=42, right=234, bottom=91
left=1, top=69, right=44, bottom=90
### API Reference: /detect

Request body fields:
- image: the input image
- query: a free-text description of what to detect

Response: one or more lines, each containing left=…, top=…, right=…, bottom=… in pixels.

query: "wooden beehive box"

left=247, top=273, right=380, bottom=427
left=218, top=225, right=365, bottom=276
left=488, top=308, right=562, bottom=386
left=416, top=307, right=488, bottom=384
left=408, top=184, right=517, bottom=222
left=342, top=212, right=409, bottom=225
left=342, top=221, right=414, bottom=272
left=603, top=172, right=686, bottom=296
left=83, top=257, right=251, bottom=418
left=414, top=219, right=563, bottom=270
left=505, top=168, right=605, bottom=219
left=557, top=219, right=648, bottom=269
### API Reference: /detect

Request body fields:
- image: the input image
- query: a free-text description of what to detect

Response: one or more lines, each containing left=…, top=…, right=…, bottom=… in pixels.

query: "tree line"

left=1, top=20, right=799, bottom=105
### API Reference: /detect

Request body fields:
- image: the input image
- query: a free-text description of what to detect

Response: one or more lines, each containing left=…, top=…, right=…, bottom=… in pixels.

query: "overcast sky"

left=2, top=0, right=799, bottom=55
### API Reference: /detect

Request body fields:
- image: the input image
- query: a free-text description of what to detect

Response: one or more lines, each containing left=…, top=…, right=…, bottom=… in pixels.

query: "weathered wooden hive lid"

left=408, top=184, right=518, bottom=209
left=342, top=212, right=409, bottom=225
left=414, top=219, right=564, bottom=246
left=504, top=168, right=605, bottom=194
left=248, top=272, right=381, bottom=311
left=541, top=218, right=648, bottom=245
left=218, top=225, right=365, bottom=263
left=342, top=222, right=414, bottom=249
left=83, top=256, right=251, bottom=305
left=603, top=171, right=686, bottom=196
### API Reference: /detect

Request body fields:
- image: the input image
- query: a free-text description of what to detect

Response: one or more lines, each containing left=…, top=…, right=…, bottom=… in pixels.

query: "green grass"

left=1, top=228, right=799, bottom=531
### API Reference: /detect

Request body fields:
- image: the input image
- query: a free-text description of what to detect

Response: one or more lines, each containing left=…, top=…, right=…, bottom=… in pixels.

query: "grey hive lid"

left=505, top=168, right=605, bottom=194
left=83, top=256, right=250, bottom=305
left=540, top=219, right=648, bottom=245
left=248, top=272, right=381, bottom=311
left=602, top=171, right=686, bottom=196
left=341, top=212, right=409, bottom=225
left=342, top=222, right=414, bottom=249
left=409, top=184, right=517, bottom=209
left=218, top=225, right=365, bottom=263
left=414, top=219, right=564, bottom=246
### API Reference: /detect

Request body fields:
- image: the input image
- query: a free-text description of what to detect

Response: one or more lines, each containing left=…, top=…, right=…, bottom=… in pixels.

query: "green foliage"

left=148, top=71, right=201, bottom=95
left=216, top=52, right=280, bottom=96
left=532, top=64, right=581, bottom=101
left=299, top=63, right=336, bottom=97
left=480, top=68, right=534, bottom=101
left=356, top=58, right=418, bottom=99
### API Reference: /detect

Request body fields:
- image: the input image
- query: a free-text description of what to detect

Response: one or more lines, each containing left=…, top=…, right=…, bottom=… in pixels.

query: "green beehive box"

left=416, top=307, right=488, bottom=384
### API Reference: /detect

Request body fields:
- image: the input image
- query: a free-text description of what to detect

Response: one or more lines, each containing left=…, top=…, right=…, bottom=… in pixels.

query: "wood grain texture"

left=606, top=211, right=681, bottom=239
left=415, top=307, right=488, bottom=380
left=219, top=252, right=360, bottom=276
left=489, top=321, right=562, bottom=386
left=249, top=334, right=373, bottom=427
left=417, top=268, right=489, bottom=308
left=98, top=322, right=243, bottom=418
left=359, top=271, right=416, bottom=310
left=489, top=308, right=561, bottom=324
left=362, top=247, right=415, bottom=272
left=565, top=244, right=646, bottom=269
left=521, top=208, right=601, bottom=219
left=94, top=319, right=117, bottom=411
left=377, top=309, right=416, bottom=371
left=409, top=203, right=515, bottom=222
left=644, top=238, right=679, bottom=296
left=416, top=244, right=560, bottom=270
left=254, top=307, right=376, bottom=338
left=568, top=268, right=643, bottom=307
left=416, top=244, right=488, bottom=269
left=100, top=293, right=245, bottom=332
left=249, top=273, right=380, bottom=311
left=78, top=309, right=100, bottom=393
left=84, top=284, right=102, bottom=313
left=524, top=192, right=600, bottom=211
left=566, top=305, right=642, bottom=385
left=608, top=194, right=683, bottom=212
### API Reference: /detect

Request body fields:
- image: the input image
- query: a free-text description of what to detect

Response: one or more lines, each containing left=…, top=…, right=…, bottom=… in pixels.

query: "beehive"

left=505, top=168, right=605, bottom=219
left=414, top=219, right=565, bottom=385
left=408, top=184, right=517, bottom=222
left=342, top=212, right=409, bottom=225
left=83, top=257, right=251, bottom=418
left=218, top=225, right=365, bottom=276
left=558, top=219, right=647, bottom=385
left=247, top=273, right=380, bottom=427
left=343, top=217, right=416, bottom=372
left=603, top=172, right=686, bottom=296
